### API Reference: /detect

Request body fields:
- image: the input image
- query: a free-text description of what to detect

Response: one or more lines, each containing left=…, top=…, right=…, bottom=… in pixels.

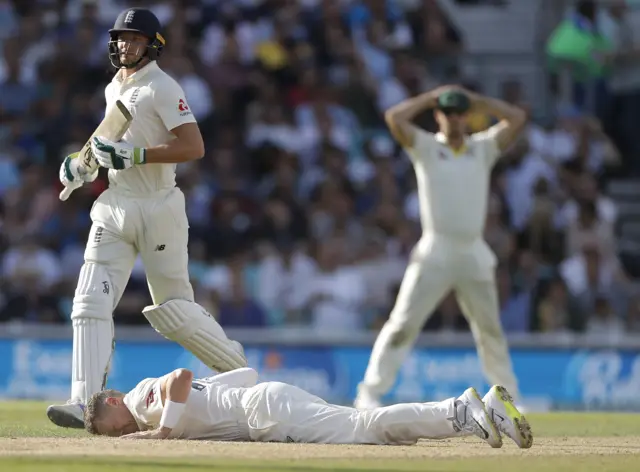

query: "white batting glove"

left=59, top=152, right=97, bottom=188
left=91, top=136, right=147, bottom=170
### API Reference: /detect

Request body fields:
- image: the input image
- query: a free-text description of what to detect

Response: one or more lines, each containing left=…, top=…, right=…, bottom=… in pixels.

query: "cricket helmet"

left=108, top=8, right=165, bottom=69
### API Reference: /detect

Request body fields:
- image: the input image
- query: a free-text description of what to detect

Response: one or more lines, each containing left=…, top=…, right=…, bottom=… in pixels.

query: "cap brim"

left=438, top=106, right=468, bottom=114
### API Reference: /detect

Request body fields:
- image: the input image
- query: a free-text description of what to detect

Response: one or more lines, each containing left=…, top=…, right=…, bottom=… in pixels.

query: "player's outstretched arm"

left=384, top=86, right=452, bottom=149
left=466, top=91, right=527, bottom=152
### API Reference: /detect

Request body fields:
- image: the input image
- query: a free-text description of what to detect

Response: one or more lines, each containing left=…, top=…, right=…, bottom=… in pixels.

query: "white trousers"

left=84, top=187, right=194, bottom=306
left=243, top=382, right=462, bottom=445
left=359, top=236, right=519, bottom=400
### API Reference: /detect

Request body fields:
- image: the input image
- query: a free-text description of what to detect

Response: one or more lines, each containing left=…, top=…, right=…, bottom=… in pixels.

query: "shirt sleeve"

left=123, top=377, right=165, bottom=430
left=207, top=368, right=259, bottom=388
left=404, top=127, right=436, bottom=164
left=152, top=76, right=197, bottom=132
left=472, top=125, right=501, bottom=168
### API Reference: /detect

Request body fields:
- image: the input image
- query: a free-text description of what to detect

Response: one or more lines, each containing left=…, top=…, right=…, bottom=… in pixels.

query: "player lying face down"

left=84, top=368, right=197, bottom=438
left=84, top=367, right=532, bottom=448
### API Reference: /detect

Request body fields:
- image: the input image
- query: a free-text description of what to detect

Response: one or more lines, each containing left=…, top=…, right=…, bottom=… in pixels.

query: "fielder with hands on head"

left=354, top=85, right=528, bottom=426
left=49, top=8, right=247, bottom=429
left=83, top=367, right=532, bottom=449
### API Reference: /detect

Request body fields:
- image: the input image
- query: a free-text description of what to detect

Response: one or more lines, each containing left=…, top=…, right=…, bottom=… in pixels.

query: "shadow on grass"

left=4, top=457, right=442, bottom=472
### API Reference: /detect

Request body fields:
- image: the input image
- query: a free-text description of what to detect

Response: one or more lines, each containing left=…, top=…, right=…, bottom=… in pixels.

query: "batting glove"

left=91, top=136, right=146, bottom=170
left=59, top=152, right=98, bottom=187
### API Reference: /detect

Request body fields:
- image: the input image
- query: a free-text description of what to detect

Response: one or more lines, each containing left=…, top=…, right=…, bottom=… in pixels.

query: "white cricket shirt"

left=405, top=127, right=501, bottom=240
left=104, top=61, right=196, bottom=195
left=123, top=375, right=250, bottom=440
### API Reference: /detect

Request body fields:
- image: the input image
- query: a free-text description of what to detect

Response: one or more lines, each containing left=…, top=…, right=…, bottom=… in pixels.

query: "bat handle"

left=59, top=186, right=74, bottom=201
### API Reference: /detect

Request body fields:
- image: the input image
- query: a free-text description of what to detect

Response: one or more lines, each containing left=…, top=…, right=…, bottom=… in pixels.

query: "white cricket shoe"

left=354, top=387, right=382, bottom=410
left=46, top=401, right=85, bottom=429
left=452, top=387, right=503, bottom=448
left=483, top=385, right=533, bottom=449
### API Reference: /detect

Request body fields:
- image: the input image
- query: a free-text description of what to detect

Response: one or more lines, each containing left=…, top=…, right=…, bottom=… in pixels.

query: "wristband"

left=133, top=147, right=146, bottom=165
left=159, top=400, right=186, bottom=429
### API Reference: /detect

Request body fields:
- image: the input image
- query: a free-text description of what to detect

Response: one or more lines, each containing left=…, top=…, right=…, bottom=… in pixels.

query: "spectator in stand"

left=0, top=0, right=630, bottom=343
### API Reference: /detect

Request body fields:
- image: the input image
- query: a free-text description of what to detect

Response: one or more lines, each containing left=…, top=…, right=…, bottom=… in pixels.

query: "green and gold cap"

left=436, top=91, right=471, bottom=114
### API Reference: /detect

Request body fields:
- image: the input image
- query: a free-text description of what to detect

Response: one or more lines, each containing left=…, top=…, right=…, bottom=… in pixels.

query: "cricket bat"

left=59, top=100, right=133, bottom=201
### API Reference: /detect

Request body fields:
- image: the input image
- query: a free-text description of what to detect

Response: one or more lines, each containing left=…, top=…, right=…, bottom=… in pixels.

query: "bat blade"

left=60, top=100, right=133, bottom=201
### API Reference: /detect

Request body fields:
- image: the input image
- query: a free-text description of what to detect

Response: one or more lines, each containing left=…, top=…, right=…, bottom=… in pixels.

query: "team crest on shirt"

left=146, top=390, right=155, bottom=408
left=178, top=99, right=192, bottom=117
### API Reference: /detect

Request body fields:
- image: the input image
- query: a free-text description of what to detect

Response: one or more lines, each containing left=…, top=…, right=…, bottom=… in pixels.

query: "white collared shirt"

left=404, top=128, right=500, bottom=239
left=104, top=61, right=196, bottom=195
left=123, top=375, right=249, bottom=440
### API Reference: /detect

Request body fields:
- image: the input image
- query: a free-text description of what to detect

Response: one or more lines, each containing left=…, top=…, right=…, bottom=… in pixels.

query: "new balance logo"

left=155, top=244, right=165, bottom=251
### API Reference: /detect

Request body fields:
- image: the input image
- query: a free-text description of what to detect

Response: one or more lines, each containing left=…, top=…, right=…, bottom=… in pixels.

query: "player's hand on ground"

left=59, top=152, right=96, bottom=188
left=120, top=428, right=169, bottom=440
left=92, top=136, right=146, bottom=170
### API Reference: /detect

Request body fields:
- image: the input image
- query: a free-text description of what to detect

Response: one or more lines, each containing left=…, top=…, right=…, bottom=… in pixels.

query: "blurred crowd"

left=1, top=0, right=639, bottom=338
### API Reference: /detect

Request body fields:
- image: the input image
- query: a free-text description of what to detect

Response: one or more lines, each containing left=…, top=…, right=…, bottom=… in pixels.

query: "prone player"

left=83, top=367, right=533, bottom=448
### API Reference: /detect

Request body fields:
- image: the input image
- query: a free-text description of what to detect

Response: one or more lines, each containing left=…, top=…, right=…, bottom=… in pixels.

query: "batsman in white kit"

left=48, top=8, right=247, bottom=429
left=83, top=367, right=532, bottom=448
left=355, top=86, right=527, bottom=412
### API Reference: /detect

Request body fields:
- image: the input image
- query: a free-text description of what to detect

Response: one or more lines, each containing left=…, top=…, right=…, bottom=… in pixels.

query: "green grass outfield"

left=1, top=401, right=639, bottom=472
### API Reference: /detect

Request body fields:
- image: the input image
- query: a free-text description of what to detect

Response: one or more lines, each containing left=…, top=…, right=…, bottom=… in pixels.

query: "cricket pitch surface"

left=1, top=401, right=638, bottom=471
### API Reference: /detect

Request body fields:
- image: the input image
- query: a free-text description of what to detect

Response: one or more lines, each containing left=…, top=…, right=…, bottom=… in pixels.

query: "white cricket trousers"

left=70, top=187, right=194, bottom=402
left=243, top=382, right=462, bottom=445
left=359, top=235, right=519, bottom=400
left=85, top=187, right=194, bottom=306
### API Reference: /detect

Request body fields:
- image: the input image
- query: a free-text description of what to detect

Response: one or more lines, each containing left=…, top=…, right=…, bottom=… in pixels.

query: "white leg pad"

left=70, top=263, right=115, bottom=403
left=142, top=299, right=248, bottom=372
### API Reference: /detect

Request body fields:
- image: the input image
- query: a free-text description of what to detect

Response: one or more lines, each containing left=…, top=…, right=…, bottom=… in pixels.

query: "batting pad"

left=70, top=263, right=115, bottom=403
left=142, top=299, right=248, bottom=372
